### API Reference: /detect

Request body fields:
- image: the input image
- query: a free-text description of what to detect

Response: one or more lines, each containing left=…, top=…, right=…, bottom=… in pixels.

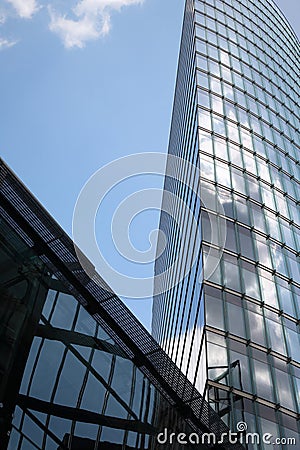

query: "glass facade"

left=0, top=195, right=161, bottom=450
left=153, top=0, right=300, bottom=448
left=0, top=160, right=241, bottom=450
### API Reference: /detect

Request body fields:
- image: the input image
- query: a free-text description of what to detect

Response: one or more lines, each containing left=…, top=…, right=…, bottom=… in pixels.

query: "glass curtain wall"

left=153, top=0, right=300, bottom=447
left=0, top=158, right=242, bottom=450
left=0, top=215, right=159, bottom=450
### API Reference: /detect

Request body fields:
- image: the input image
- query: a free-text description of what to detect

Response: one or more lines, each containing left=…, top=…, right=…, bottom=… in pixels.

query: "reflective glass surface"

left=0, top=217, right=162, bottom=449
left=153, top=0, right=300, bottom=447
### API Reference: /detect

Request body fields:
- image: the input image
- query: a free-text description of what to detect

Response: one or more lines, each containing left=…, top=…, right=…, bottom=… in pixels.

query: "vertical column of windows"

left=195, top=0, right=300, bottom=443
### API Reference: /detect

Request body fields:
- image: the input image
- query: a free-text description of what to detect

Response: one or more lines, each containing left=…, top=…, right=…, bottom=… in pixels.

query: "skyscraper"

left=153, top=0, right=300, bottom=447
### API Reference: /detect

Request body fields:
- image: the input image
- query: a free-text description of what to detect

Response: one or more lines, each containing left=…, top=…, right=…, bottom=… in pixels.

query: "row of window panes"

left=205, top=280, right=299, bottom=331
left=203, top=242, right=300, bottom=313
left=196, top=47, right=299, bottom=139
left=198, top=133, right=297, bottom=215
left=208, top=385, right=300, bottom=449
left=196, top=72, right=299, bottom=156
left=199, top=151, right=299, bottom=226
left=198, top=129, right=299, bottom=191
left=203, top=241, right=300, bottom=303
left=194, top=15, right=299, bottom=104
left=246, top=0, right=299, bottom=53
left=197, top=88, right=300, bottom=174
left=21, top=293, right=154, bottom=418
left=201, top=200, right=300, bottom=287
left=11, top=413, right=149, bottom=450
left=198, top=128, right=300, bottom=207
left=205, top=274, right=299, bottom=343
left=195, top=37, right=299, bottom=136
left=196, top=31, right=298, bottom=109
left=201, top=181, right=300, bottom=272
left=197, top=105, right=296, bottom=159
left=202, top=212, right=300, bottom=282
left=196, top=0, right=300, bottom=81
left=206, top=330, right=300, bottom=414
left=205, top=287, right=300, bottom=366
left=21, top=335, right=148, bottom=418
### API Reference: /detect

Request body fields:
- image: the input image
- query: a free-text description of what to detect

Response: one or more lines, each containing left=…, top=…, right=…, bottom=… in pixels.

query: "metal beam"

left=18, top=407, right=67, bottom=450
left=17, top=394, right=156, bottom=435
left=36, top=323, right=127, bottom=358
left=42, top=277, right=72, bottom=295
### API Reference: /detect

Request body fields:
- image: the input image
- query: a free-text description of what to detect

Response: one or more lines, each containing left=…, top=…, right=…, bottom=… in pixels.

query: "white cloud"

left=0, top=37, right=16, bottom=49
left=49, top=10, right=102, bottom=49
left=74, top=0, right=144, bottom=15
left=5, top=0, right=39, bottom=19
left=49, top=0, right=144, bottom=49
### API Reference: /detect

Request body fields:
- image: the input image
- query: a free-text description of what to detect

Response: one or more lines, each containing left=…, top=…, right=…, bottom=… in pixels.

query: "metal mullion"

left=69, top=344, right=95, bottom=443
left=168, top=203, right=196, bottom=362
left=12, top=424, right=45, bottom=450
left=174, top=192, right=201, bottom=376
left=41, top=299, right=80, bottom=449
left=40, top=346, right=69, bottom=450
left=17, top=334, right=43, bottom=450
left=179, top=279, right=205, bottom=396
left=95, top=354, right=116, bottom=444
left=19, top=407, right=67, bottom=450
left=123, top=364, right=137, bottom=448
left=191, top=325, right=206, bottom=391
left=158, top=124, right=197, bottom=348
left=218, top=0, right=299, bottom=96
left=159, top=126, right=199, bottom=342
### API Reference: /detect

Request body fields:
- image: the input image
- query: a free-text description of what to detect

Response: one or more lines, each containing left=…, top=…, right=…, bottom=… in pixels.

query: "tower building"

left=153, top=0, right=300, bottom=447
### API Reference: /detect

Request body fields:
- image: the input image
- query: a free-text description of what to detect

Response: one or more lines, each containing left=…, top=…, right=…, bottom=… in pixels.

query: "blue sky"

left=0, top=0, right=299, bottom=330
